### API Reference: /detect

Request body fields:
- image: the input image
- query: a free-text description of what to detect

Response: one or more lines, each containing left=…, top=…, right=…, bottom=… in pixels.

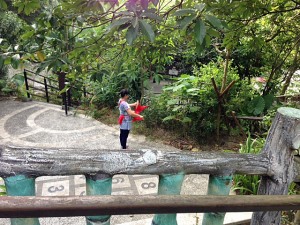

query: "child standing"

left=118, top=89, right=143, bottom=149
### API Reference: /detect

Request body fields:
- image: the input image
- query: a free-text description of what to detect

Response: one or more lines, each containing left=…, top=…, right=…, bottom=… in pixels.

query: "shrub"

left=91, top=71, right=142, bottom=108
left=144, top=59, right=254, bottom=141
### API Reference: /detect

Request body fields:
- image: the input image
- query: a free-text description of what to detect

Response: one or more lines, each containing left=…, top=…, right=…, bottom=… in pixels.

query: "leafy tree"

left=203, top=0, right=300, bottom=95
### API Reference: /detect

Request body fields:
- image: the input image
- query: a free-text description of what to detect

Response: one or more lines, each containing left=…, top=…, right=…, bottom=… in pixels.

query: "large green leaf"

left=190, top=106, right=200, bottom=112
left=182, top=117, right=192, bottom=123
left=139, top=20, right=155, bottom=42
left=172, top=105, right=182, bottom=112
left=205, top=15, right=223, bottom=29
left=108, top=17, right=132, bottom=32
left=247, top=96, right=265, bottom=115
left=195, top=41, right=205, bottom=54
left=141, top=12, right=163, bottom=21
left=21, top=30, right=35, bottom=39
left=12, top=74, right=25, bottom=87
left=11, top=54, right=20, bottom=69
left=173, top=84, right=185, bottom=91
left=194, top=19, right=206, bottom=45
left=163, top=115, right=176, bottom=122
left=132, top=16, right=138, bottom=28
left=126, top=25, right=139, bottom=45
left=204, top=35, right=211, bottom=47
left=263, top=94, right=275, bottom=110
left=167, top=99, right=178, bottom=105
left=207, top=28, right=220, bottom=38
left=195, top=3, right=205, bottom=12
left=173, top=9, right=196, bottom=17
left=0, top=0, right=7, bottom=10
left=178, top=14, right=197, bottom=30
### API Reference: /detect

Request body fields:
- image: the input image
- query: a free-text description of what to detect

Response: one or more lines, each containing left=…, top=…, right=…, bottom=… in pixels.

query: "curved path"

left=0, top=100, right=178, bottom=150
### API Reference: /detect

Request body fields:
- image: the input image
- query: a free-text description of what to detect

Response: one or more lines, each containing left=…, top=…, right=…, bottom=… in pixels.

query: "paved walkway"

left=0, top=99, right=251, bottom=225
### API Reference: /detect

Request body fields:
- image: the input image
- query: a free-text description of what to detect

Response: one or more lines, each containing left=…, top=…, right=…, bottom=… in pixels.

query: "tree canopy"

left=0, top=0, right=299, bottom=96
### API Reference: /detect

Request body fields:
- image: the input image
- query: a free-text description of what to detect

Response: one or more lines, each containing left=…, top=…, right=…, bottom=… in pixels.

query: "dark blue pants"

left=120, top=129, right=130, bottom=149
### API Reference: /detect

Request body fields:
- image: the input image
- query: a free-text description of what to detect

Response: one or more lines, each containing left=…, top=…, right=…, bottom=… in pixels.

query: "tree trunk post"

left=251, top=107, right=300, bottom=225
left=152, top=173, right=185, bottom=225
left=4, top=175, right=40, bottom=225
left=86, top=174, right=112, bottom=225
left=202, top=175, right=233, bottom=225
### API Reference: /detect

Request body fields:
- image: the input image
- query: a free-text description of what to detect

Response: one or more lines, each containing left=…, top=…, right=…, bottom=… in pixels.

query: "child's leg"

left=120, top=129, right=130, bottom=149
left=120, top=129, right=126, bottom=149
left=124, top=130, right=130, bottom=148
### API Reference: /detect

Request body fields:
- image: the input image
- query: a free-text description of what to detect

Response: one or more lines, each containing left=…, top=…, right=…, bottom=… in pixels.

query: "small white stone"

left=142, top=150, right=157, bottom=165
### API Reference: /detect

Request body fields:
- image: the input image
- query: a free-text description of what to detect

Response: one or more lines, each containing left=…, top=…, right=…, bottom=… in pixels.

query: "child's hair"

left=120, top=89, right=129, bottom=97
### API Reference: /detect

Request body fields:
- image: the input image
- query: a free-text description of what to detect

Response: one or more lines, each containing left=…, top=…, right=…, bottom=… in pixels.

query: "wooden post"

left=251, top=107, right=300, bottom=225
left=202, top=175, right=233, bottom=225
left=86, top=174, right=112, bottom=225
left=152, top=173, right=185, bottom=225
left=4, top=175, right=40, bottom=225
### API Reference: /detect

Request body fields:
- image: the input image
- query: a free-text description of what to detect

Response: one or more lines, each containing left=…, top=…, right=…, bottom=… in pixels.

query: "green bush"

left=91, top=71, right=143, bottom=108
left=144, top=59, right=254, bottom=141
left=1, top=73, right=27, bottom=96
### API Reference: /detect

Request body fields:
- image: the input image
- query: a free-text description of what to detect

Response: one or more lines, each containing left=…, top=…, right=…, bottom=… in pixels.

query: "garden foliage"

left=144, top=59, right=258, bottom=140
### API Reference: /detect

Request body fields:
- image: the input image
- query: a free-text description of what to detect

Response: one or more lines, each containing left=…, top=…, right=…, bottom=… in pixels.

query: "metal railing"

left=24, top=69, right=60, bottom=103
left=24, top=69, right=91, bottom=115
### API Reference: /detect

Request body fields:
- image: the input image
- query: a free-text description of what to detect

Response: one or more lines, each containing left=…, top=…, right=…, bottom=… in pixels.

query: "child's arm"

left=129, top=100, right=139, bottom=107
left=126, top=108, right=143, bottom=119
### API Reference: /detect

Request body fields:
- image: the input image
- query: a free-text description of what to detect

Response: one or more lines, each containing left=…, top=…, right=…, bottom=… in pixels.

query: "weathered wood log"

left=0, top=195, right=299, bottom=218
left=0, top=145, right=271, bottom=177
left=252, top=107, right=300, bottom=225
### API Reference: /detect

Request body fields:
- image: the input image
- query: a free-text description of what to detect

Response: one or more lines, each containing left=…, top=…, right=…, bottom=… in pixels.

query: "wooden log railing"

left=0, top=107, right=300, bottom=225
left=0, top=195, right=300, bottom=218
